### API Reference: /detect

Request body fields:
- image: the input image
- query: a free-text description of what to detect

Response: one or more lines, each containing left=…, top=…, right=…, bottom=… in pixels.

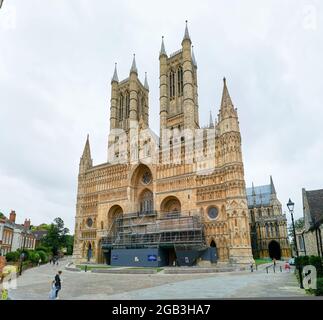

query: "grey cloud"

left=0, top=0, right=322, bottom=230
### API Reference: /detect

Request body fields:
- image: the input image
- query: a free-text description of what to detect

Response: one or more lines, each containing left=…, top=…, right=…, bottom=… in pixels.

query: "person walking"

left=49, top=281, right=56, bottom=300
left=54, top=271, right=62, bottom=299
left=284, top=261, right=291, bottom=272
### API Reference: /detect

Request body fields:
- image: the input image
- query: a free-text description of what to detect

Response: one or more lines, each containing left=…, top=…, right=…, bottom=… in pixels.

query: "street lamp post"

left=0, top=0, right=4, bottom=9
left=19, top=233, right=27, bottom=276
left=287, top=198, right=304, bottom=289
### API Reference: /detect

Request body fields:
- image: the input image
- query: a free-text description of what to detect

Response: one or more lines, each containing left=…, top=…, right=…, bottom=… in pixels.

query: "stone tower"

left=216, top=78, right=254, bottom=264
left=108, top=56, right=150, bottom=160
left=159, top=21, right=199, bottom=144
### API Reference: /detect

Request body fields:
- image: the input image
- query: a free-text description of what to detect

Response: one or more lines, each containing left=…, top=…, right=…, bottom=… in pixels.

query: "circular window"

left=208, top=207, right=219, bottom=220
left=142, top=171, right=152, bottom=184
left=86, top=218, right=93, bottom=228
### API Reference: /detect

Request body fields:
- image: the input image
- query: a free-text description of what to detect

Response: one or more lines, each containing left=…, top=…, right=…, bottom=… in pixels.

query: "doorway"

left=87, top=243, right=92, bottom=262
left=268, top=240, right=281, bottom=260
left=162, top=246, right=177, bottom=266
left=104, top=250, right=111, bottom=265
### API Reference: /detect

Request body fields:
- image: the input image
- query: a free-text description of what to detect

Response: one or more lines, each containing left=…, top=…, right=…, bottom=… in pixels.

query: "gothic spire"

left=270, top=175, right=276, bottom=194
left=160, top=36, right=167, bottom=57
left=111, top=63, right=119, bottom=83
left=192, top=46, right=197, bottom=68
left=82, top=134, right=91, bottom=160
left=130, top=54, right=138, bottom=74
left=183, top=20, right=191, bottom=42
left=144, top=72, right=149, bottom=91
left=221, top=77, right=234, bottom=108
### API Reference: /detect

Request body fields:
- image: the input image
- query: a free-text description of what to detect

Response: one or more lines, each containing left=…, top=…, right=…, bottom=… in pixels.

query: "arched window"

left=125, top=91, right=130, bottom=118
left=140, top=190, right=153, bottom=213
left=266, top=224, right=269, bottom=237
left=141, top=97, right=145, bottom=117
left=119, top=94, right=124, bottom=119
left=258, top=209, right=262, bottom=218
left=177, top=67, right=183, bottom=96
left=275, top=224, right=279, bottom=237
left=138, top=93, right=141, bottom=116
left=169, top=70, right=175, bottom=99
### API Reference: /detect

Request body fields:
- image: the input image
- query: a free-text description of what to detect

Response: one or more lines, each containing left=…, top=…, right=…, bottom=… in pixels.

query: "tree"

left=288, top=217, right=305, bottom=249
left=31, top=223, right=51, bottom=232
left=65, top=235, right=74, bottom=255
left=41, top=217, right=69, bottom=256
left=295, top=217, right=305, bottom=231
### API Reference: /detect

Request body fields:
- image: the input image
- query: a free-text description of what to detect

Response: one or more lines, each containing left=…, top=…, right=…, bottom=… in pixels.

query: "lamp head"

left=287, top=198, right=295, bottom=213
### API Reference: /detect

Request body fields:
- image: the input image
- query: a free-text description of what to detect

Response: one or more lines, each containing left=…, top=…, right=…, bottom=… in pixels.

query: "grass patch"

left=76, top=265, right=112, bottom=271
left=255, top=258, right=272, bottom=266
left=124, top=267, right=164, bottom=272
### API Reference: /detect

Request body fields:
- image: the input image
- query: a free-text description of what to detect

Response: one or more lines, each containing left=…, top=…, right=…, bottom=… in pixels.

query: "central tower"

left=159, top=21, right=199, bottom=141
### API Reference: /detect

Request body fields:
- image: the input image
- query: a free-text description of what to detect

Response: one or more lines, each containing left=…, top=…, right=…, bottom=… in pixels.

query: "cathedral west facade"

left=72, top=23, right=255, bottom=267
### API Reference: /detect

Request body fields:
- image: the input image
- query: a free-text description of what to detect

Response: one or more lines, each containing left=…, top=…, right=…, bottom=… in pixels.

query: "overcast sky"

left=0, top=0, right=322, bottom=232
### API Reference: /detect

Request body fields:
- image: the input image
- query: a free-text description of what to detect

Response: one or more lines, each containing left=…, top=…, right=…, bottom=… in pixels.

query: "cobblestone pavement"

left=8, top=259, right=307, bottom=300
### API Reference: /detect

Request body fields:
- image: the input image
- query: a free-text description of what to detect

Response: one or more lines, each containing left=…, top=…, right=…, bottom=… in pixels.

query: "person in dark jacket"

left=54, top=271, right=62, bottom=299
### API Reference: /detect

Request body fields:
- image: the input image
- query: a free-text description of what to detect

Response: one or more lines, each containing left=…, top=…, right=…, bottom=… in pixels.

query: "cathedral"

left=72, top=23, right=255, bottom=267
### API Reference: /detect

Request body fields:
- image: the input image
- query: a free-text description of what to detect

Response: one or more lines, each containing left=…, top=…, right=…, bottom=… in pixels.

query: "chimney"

left=9, top=210, right=16, bottom=223
left=24, top=218, right=31, bottom=230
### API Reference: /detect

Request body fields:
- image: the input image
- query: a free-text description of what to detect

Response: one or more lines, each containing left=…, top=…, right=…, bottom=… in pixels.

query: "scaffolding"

left=101, top=210, right=206, bottom=250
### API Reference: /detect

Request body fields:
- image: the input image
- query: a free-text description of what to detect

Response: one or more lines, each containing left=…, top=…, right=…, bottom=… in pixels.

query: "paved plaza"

left=7, top=259, right=307, bottom=300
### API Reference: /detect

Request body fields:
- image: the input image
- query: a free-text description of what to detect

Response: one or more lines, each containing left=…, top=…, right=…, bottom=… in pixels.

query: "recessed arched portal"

left=268, top=240, right=281, bottom=260
left=87, top=243, right=92, bottom=262
left=160, top=196, right=181, bottom=214
left=107, top=205, right=123, bottom=235
left=209, top=239, right=218, bottom=263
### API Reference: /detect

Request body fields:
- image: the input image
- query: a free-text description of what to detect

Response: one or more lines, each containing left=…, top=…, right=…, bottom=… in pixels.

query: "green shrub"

left=315, top=278, right=323, bottom=296
left=35, top=246, right=51, bottom=254
left=5, top=251, right=20, bottom=262
left=309, top=256, right=323, bottom=277
left=37, top=250, right=48, bottom=264
left=295, top=256, right=310, bottom=268
left=28, top=251, right=40, bottom=264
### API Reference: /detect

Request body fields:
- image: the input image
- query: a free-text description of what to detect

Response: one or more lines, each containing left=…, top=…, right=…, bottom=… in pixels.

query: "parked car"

left=288, top=258, right=295, bottom=265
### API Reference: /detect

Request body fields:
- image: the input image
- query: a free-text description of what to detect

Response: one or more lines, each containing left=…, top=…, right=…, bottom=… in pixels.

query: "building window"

left=208, top=207, right=219, bottom=220
left=125, top=91, right=130, bottom=118
left=142, top=171, right=152, bottom=184
left=169, top=70, right=175, bottom=99
left=298, top=235, right=305, bottom=250
left=86, top=218, right=93, bottom=228
left=177, top=67, right=183, bottom=96
left=140, top=190, right=153, bottom=213
left=119, top=94, right=124, bottom=119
